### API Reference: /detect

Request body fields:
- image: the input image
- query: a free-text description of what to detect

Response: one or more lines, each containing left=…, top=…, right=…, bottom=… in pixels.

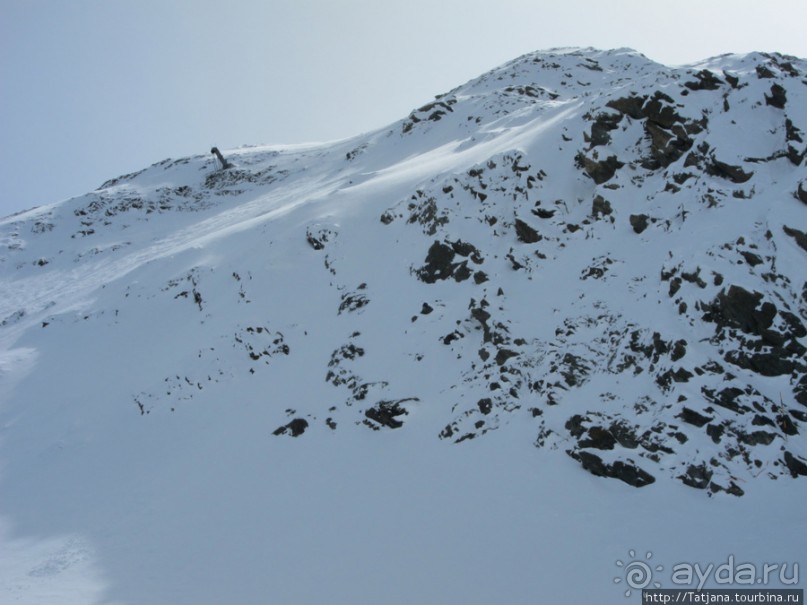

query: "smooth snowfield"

left=1, top=48, right=805, bottom=603
left=1, top=431, right=803, bottom=604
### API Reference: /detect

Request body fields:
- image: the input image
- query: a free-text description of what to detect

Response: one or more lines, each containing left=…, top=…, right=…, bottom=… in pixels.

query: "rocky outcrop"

left=364, top=399, right=417, bottom=429
left=707, top=285, right=777, bottom=336
left=783, top=225, right=807, bottom=252
left=705, top=156, right=754, bottom=183
left=797, top=181, right=807, bottom=205
left=764, top=84, right=787, bottom=109
left=591, top=195, right=613, bottom=218
left=273, top=418, right=309, bottom=437
left=629, top=214, right=649, bottom=234
left=416, top=240, right=485, bottom=284
left=684, top=69, right=723, bottom=91
left=605, top=90, right=705, bottom=169
left=568, top=450, right=656, bottom=488
left=514, top=218, right=541, bottom=243
left=576, top=153, right=624, bottom=184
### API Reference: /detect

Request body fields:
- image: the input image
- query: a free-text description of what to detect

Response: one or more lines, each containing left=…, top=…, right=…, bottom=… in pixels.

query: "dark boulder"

left=450, top=240, right=484, bottom=263
left=684, top=69, right=723, bottom=91
left=576, top=153, right=624, bottom=184
left=609, top=422, right=640, bottom=449
left=756, top=64, right=776, bottom=79
left=783, top=452, right=807, bottom=478
left=514, top=218, right=541, bottom=243
left=764, top=84, right=787, bottom=109
left=783, top=225, right=807, bottom=253
left=706, top=157, right=754, bottom=183
left=642, top=122, right=693, bottom=169
left=605, top=95, right=646, bottom=119
left=723, top=71, right=740, bottom=88
left=642, top=91, right=680, bottom=128
left=736, top=429, right=776, bottom=446
left=629, top=214, right=649, bottom=234
left=708, top=285, right=776, bottom=336
left=591, top=195, right=613, bottom=218
left=786, top=119, right=803, bottom=143
left=365, top=400, right=411, bottom=429
left=702, top=386, right=752, bottom=414
left=609, top=460, right=656, bottom=488
left=724, top=350, right=796, bottom=377
left=679, top=463, right=712, bottom=489
left=532, top=206, right=556, bottom=219
left=495, top=348, right=519, bottom=366
left=678, top=407, right=713, bottom=427
left=565, top=414, right=589, bottom=438
left=586, top=111, right=623, bottom=147
left=706, top=423, right=725, bottom=443
left=578, top=426, right=617, bottom=450
left=477, top=398, right=493, bottom=415
left=418, top=241, right=455, bottom=283
left=273, top=418, right=309, bottom=437
left=569, top=451, right=655, bottom=487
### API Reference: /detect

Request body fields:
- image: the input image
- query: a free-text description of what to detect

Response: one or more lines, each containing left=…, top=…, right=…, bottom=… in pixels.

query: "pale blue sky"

left=2, top=0, right=806, bottom=218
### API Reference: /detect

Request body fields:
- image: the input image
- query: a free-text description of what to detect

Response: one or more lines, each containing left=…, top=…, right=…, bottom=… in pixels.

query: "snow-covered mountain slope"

left=1, top=48, right=805, bottom=604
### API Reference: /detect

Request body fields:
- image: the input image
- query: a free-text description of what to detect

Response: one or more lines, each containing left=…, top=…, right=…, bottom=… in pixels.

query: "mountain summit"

left=1, top=48, right=806, bottom=603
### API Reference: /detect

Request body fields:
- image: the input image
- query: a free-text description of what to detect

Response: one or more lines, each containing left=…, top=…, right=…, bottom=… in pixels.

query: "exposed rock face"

left=678, top=407, right=713, bottom=427
left=591, top=195, right=613, bottom=218
left=797, top=182, right=807, bottom=204
left=273, top=418, right=309, bottom=437
left=364, top=399, right=417, bottom=429
left=700, top=285, right=807, bottom=383
left=629, top=214, right=649, bottom=234
left=709, top=286, right=776, bottom=336
left=576, top=153, right=624, bottom=184
left=685, top=69, right=724, bottom=91
left=569, top=450, right=656, bottom=488
left=680, top=463, right=713, bottom=489
left=514, top=218, right=541, bottom=243
left=783, top=225, right=807, bottom=252
left=604, top=90, right=704, bottom=169
left=416, top=239, right=484, bottom=283
left=784, top=452, right=807, bottom=477
left=585, top=111, right=623, bottom=147
left=417, top=241, right=460, bottom=283
left=765, top=83, right=787, bottom=108
left=705, top=156, right=754, bottom=183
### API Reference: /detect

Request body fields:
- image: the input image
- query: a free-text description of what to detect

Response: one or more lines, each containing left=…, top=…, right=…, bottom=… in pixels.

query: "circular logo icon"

left=614, top=550, right=663, bottom=597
